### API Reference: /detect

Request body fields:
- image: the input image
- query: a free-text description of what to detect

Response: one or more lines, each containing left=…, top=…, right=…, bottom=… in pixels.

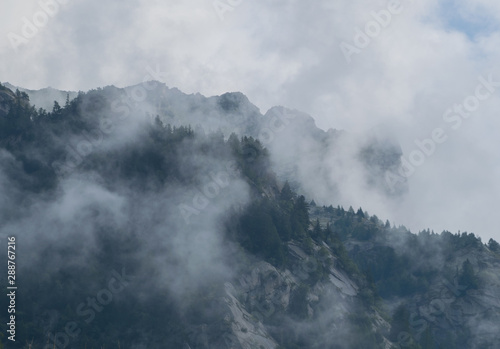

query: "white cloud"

left=1, top=0, right=500, bottom=241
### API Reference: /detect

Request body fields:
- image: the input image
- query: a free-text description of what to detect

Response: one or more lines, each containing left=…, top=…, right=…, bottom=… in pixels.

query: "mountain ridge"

left=1, top=81, right=408, bottom=201
left=0, top=82, right=497, bottom=348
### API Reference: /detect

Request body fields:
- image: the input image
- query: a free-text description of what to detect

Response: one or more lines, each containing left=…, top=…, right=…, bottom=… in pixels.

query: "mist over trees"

left=0, top=83, right=499, bottom=348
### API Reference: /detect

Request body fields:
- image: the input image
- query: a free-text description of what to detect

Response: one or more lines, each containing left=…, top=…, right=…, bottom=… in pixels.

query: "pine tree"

left=52, top=101, right=62, bottom=115
left=293, top=195, right=310, bottom=229
left=458, top=259, right=479, bottom=290
left=488, top=238, right=500, bottom=253
left=227, top=133, right=240, bottom=153
left=312, top=218, right=322, bottom=241
left=356, top=207, right=365, bottom=218
left=280, top=181, right=295, bottom=202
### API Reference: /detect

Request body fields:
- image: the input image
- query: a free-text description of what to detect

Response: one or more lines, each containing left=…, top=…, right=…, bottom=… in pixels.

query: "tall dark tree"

left=65, top=93, right=70, bottom=108
left=292, top=195, right=310, bottom=232
left=488, top=238, right=500, bottom=253
left=311, top=218, right=322, bottom=241
left=356, top=207, right=365, bottom=218
left=458, top=259, right=479, bottom=290
left=280, top=180, right=295, bottom=202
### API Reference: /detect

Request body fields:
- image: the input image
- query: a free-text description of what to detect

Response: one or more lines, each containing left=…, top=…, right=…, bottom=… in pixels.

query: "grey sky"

left=1, top=0, right=499, bottom=242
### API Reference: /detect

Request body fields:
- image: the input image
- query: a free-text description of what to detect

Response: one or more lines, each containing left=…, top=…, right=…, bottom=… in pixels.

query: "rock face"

left=401, top=249, right=500, bottom=348
left=184, top=240, right=393, bottom=349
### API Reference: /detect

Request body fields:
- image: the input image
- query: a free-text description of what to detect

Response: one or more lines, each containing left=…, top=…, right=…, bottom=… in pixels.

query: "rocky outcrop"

left=402, top=249, right=500, bottom=348
left=185, top=240, right=393, bottom=348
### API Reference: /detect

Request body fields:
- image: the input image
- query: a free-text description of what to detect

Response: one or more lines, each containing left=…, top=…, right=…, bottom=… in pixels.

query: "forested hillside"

left=0, top=83, right=498, bottom=348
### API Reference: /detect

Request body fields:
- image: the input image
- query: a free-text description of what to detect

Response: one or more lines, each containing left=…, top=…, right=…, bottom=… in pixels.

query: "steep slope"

left=0, top=84, right=396, bottom=348
left=310, top=205, right=500, bottom=349
left=0, top=82, right=497, bottom=348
